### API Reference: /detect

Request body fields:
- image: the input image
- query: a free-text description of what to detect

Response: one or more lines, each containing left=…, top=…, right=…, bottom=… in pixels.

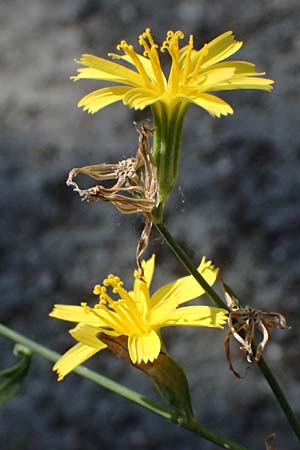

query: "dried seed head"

left=221, top=280, right=289, bottom=378
left=67, top=122, right=158, bottom=269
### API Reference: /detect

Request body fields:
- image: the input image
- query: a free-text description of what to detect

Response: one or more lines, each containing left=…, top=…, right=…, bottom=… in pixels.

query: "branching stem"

left=155, top=222, right=300, bottom=443
left=0, top=323, right=248, bottom=450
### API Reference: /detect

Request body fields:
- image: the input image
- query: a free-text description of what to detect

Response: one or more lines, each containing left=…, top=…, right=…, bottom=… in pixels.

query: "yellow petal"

left=49, top=304, right=104, bottom=326
left=141, top=255, right=155, bottom=288
left=73, top=54, right=142, bottom=86
left=128, top=330, right=161, bottom=364
left=53, top=343, right=105, bottom=381
left=109, top=53, right=167, bottom=87
left=150, top=298, right=178, bottom=325
left=72, top=67, right=133, bottom=84
left=189, top=92, right=233, bottom=117
left=78, top=86, right=132, bottom=114
left=193, top=67, right=236, bottom=89
left=200, top=31, right=243, bottom=69
left=208, top=76, right=274, bottom=92
left=151, top=257, right=219, bottom=307
left=133, top=278, right=151, bottom=320
left=70, top=323, right=107, bottom=348
left=123, top=88, right=159, bottom=110
left=209, top=61, right=258, bottom=75
left=160, top=305, right=228, bottom=328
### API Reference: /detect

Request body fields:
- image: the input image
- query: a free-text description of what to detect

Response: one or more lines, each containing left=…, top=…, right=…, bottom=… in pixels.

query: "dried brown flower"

left=221, top=281, right=289, bottom=378
left=67, top=122, right=158, bottom=269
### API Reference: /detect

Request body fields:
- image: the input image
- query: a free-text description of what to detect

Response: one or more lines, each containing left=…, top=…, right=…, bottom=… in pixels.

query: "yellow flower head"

left=72, top=28, right=273, bottom=118
left=50, top=256, right=227, bottom=380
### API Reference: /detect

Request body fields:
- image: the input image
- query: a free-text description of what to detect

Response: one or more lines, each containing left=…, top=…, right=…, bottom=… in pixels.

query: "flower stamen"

left=139, top=28, right=165, bottom=92
left=181, top=35, right=194, bottom=85
left=117, top=40, right=152, bottom=89
left=161, top=31, right=184, bottom=95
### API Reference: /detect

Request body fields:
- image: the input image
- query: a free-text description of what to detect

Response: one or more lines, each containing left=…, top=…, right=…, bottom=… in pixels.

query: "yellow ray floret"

left=71, top=28, right=273, bottom=117
left=50, top=256, right=227, bottom=379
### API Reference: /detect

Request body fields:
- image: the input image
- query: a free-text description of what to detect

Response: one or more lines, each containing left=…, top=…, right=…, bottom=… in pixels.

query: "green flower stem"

left=0, top=323, right=170, bottom=419
left=155, top=222, right=300, bottom=443
left=0, top=323, right=248, bottom=450
left=257, top=357, right=300, bottom=441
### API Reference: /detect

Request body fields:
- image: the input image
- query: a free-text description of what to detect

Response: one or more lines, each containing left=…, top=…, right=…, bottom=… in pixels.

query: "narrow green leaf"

left=0, top=344, right=32, bottom=405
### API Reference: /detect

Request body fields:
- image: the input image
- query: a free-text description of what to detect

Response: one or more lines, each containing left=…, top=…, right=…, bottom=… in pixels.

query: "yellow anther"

left=161, top=30, right=184, bottom=52
left=117, top=41, right=135, bottom=54
left=93, top=284, right=101, bottom=295
left=99, top=290, right=116, bottom=308
left=116, top=37, right=154, bottom=90
left=143, top=27, right=152, bottom=37
left=116, top=40, right=127, bottom=51
left=100, top=294, right=107, bottom=303
left=139, top=28, right=158, bottom=58
left=80, top=302, right=87, bottom=307
left=145, top=28, right=156, bottom=46
left=103, top=275, right=115, bottom=286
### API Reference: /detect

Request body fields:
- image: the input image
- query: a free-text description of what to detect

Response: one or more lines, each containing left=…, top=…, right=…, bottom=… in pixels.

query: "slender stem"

left=185, top=419, right=249, bottom=450
left=0, top=323, right=170, bottom=419
left=155, top=222, right=300, bottom=443
left=182, top=418, right=249, bottom=450
left=155, top=223, right=227, bottom=309
left=0, top=323, right=248, bottom=450
left=257, top=357, right=300, bottom=440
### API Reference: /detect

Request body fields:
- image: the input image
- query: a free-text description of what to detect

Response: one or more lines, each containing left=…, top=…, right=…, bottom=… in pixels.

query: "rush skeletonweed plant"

left=2, top=26, right=296, bottom=450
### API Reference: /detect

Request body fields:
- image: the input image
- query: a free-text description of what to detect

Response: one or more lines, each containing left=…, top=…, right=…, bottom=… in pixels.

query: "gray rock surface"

left=1, top=1, right=300, bottom=449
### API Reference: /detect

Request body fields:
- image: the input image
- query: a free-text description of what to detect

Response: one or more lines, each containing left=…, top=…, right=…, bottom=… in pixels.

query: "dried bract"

left=221, top=281, right=289, bottom=378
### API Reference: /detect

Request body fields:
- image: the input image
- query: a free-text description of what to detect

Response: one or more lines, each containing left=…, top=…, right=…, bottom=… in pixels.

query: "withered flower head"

left=67, top=122, right=157, bottom=213
left=221, top=280, right=289, bottom=378
left=67, top=122, right=158, bottom=268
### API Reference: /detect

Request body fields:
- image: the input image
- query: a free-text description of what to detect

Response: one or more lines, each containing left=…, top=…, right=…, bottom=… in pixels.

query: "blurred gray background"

left=1, top=0, right=300, bottom=449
